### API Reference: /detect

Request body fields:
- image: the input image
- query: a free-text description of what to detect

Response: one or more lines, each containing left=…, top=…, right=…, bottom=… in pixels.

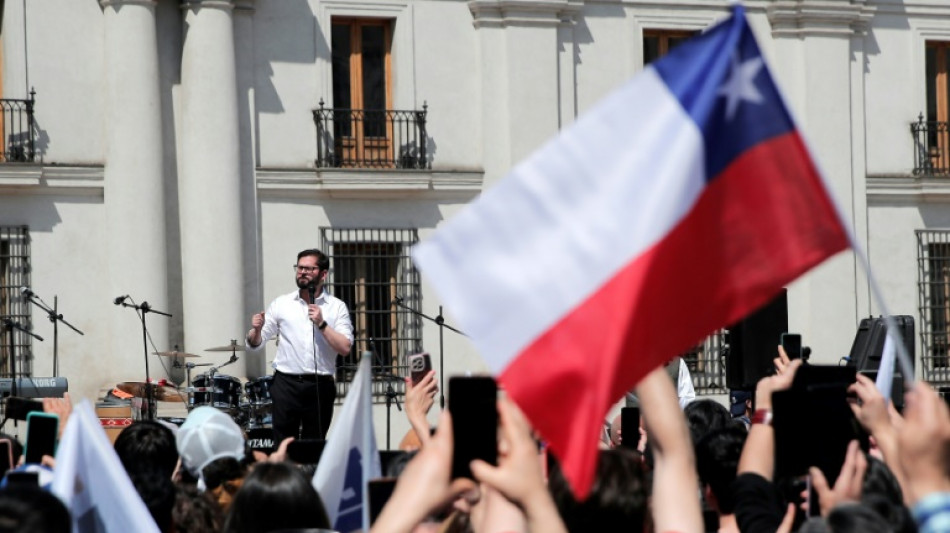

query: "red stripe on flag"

left=498, top=131, right=848, bottom=497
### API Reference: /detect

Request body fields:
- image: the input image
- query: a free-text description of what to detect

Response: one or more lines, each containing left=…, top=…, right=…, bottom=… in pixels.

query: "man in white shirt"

left=246, top=248, right=354, bottom=442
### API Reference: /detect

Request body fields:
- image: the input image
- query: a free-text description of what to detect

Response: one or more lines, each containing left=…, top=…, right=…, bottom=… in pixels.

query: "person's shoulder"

left=323, top=290, right=348, bottom=306
left=272, top=291, right=301, bottom=304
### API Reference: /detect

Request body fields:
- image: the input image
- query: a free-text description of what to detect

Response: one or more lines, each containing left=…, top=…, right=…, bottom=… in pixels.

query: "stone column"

left=767, top=1, right=874, bottom=361
left=100, top=0, right=170, bottom=383
left=470, top=0, right=581, bottom=185
left=179, top=0, right=245, bottom=377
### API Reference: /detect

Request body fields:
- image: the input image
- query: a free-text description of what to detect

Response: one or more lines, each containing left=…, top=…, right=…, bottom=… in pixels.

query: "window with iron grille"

left=680, top=329, right=728, bottom=395
left=918, top=230, right=950, bottom=385
left=321, top=228, right=422, bottom=402
left=0, top=226, right=31, bottom=378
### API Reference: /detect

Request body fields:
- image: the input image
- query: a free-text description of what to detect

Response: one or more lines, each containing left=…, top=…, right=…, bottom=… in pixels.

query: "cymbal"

left=153, top=350, right=200, bottom=358
left=116, top=382, right=185, bottom=403
left=205, top=341, right=245, bottom=352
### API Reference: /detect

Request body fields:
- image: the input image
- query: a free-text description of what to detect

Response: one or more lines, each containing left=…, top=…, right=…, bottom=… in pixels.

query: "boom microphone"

left=20, top=287, right=34, bottom=298
left=113, top=295, right=129, bottom=305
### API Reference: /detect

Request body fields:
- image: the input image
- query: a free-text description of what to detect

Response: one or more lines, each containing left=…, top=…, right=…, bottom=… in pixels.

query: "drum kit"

left=120, top=340, right=275, bottom=441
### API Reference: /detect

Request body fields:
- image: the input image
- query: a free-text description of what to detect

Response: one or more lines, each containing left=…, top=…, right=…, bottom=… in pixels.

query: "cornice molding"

left=469, top=0, right=583, bottom=29
left=867, top=174, right=950, bottom=204
left=180, top=0, right=235, bottom=13
left=100, top=0, right=157, bottom=8
left=256, top=168, right=484, bottom=200
left=767, top=1, right=875, bottom=37
left=0, top=165, right=104, bottom=196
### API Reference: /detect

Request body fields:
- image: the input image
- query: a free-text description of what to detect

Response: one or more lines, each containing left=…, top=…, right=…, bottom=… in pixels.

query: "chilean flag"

left=412, top=5, right=849, bottom=497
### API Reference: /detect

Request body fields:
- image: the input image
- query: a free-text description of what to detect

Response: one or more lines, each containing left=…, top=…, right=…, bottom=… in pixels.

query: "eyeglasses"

left=293, top=265, right=320, bottom=273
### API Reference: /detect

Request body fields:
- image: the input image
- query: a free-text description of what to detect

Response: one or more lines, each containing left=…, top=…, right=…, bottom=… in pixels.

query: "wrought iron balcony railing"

left=912, top=113, right=950, bottom=175
left=314, top=100, right=429, bottom=170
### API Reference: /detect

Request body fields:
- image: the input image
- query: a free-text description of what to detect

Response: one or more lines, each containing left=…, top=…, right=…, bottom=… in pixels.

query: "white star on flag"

left=717, top=52, right=764, bottom=120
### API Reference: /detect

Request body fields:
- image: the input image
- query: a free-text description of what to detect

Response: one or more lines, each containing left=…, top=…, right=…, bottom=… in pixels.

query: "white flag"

left=313, top=353, right=381, bottom=532
left=51, top=401, right=159, bottom=533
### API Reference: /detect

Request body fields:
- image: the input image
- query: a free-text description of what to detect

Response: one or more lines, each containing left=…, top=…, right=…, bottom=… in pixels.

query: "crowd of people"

left=0, top=344, right=946, bottom=532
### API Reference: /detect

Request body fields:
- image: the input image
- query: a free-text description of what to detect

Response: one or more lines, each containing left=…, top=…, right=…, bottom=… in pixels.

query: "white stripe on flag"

left=412, top=68, right=706, bottom=373
left=51, top=401, right=159, bottom=533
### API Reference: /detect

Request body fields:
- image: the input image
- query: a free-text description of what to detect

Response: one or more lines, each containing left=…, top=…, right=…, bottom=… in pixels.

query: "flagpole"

left=360, top=351, right=373, bottom=532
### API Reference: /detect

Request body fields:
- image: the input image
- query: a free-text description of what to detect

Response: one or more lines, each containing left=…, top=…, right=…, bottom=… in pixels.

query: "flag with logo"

left=411, top=5, right=850, bottom=497
left=51, top=401, right=159, bottom=533
left=313, top=353, right=381, bottom=531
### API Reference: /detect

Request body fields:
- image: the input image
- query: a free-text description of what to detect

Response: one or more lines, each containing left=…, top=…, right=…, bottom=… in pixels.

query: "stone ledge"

left=867, top=173, right=950, bottom=204
left=0, top=164, right=104, bottom=195
left=256, top=168, right=485, bottom=199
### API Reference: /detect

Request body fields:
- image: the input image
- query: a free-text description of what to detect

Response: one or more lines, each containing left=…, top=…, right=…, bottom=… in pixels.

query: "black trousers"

left=271, top=371, right=336, bottom=444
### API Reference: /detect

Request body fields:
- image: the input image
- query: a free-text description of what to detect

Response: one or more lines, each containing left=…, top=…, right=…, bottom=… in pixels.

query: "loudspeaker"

left=726, top=289, right=788, bottom=390
left=848, top=315, right=914, bottom=374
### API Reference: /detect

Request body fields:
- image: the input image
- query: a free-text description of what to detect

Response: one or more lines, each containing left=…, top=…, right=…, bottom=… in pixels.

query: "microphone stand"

left=369, top=339, right=402, bottom=450
left=118, top=299, right=171, bottom=421
left=308, top=284, right=324, bottom=438
left=392, top=298, right=465, bottom=409
left=0, top=317, right=43, bottom=402
left=23, top=290, right=84, bottom=377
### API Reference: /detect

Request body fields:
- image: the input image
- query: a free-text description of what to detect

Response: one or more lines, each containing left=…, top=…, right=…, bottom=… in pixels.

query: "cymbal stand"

left=117, top=299, right=171, bottom=421
left=392, top=298, right=465, bottom=409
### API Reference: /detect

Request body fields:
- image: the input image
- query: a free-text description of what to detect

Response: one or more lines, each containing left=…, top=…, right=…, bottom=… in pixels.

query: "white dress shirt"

left=246, top=289, right=354, bottom=375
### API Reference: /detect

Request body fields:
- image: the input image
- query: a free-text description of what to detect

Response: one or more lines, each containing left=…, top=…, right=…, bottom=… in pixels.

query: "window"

left=331, top=18, right=393, bottom=167
left=643, top=30, right=695, bottom=65
left=0, top=226, right=31, bottom=378
left=923, top=42, right=950, bottom=173
left=321, top=228, right=422, bottom=402
left=918, top=230, right=950, bottom=385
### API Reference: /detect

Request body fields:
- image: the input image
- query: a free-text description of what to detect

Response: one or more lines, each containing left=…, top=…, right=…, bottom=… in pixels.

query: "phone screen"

left=781, top=333, right=803, bottom=360
left=0, top=440, right=12, bottom=477
left=449, top=376, right=497, bottom=479
left=368, top=478, right=398, bottom=525
left=408, top=353, right=432, bottom=386
left=286, top=439, right=326, bottom=465
left=24, top=413, right=58, bottom=464
left=620, top=407, right=640, bottom=450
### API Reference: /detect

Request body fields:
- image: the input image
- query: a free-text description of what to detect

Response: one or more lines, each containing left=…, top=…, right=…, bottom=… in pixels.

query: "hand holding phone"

left=449, top=376, right=497, bottom=479
left=408, top=352, right=433, bottom=386
left=24, top=412, right=59, bottom=464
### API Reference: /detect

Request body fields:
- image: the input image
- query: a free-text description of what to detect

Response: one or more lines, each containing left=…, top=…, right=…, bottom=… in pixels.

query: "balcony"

left=912, top=113, right=950, bottom=175
left=314, top=100, right=429, bottom=170
left=0, top=90, right=35, bottom=163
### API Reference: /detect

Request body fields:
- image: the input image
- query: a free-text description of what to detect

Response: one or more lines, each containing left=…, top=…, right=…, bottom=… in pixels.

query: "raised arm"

left=636, top=365, right=703, bottom=533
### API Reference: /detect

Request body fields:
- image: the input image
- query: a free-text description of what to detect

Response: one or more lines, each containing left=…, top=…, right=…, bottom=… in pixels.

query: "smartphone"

left=408, top=352, right=432, bottom=386
left=286, top=439, right=326, bottom=465
left=5, top=397, right=44, bottom=421
left=0, top=439, right=13, bottom=477
left=24, top=412, right=59, bottom=464
left=5, top=471, right=38, bottom=488
left=781, top=333, right=803, bottom=360
left=449, top=376, right=498, bottom=479
left=620, top=407, right=640, bottom=450
left=806, top=475, right=821, bottom=518
left=368, top=478, right=398, bottom=525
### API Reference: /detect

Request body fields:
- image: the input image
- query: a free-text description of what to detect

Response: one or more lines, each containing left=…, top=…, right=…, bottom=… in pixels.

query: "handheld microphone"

left=113, top=295, right=129, bottom=305
left=307, top=282, right=317, bottom=305
left=391, top=296, right=403, bottom=306
left=20, top=287, right=34, bottom=298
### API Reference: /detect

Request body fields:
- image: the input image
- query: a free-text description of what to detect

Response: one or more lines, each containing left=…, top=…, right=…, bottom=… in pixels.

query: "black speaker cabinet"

left=726, top=289, right=788, bottom=390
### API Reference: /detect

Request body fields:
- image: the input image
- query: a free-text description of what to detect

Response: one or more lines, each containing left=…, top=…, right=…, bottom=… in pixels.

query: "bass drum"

left=191, top=374, right=243, bottom=411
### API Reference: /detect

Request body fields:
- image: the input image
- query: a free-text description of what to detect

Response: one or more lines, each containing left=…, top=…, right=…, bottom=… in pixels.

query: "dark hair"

left=173, top=484, right=223, bottom=533
left=684, top=399, right=734, bottom=446
left=548, top=449, right=648, bottom=533
left=696, top=426, right=747, bottom=515
left=0, top=486, right=71, bottom=533
left=860, top=456, right=915, bottom=533
left=222, top=462, right=330, bottom=533
left=129, top=469, right=176, bottom=533
left=824, top=503, right=894, bottom=533
left=297, top=249, right=329, bottom=271
left=114, top=421, right=178, bottom=478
